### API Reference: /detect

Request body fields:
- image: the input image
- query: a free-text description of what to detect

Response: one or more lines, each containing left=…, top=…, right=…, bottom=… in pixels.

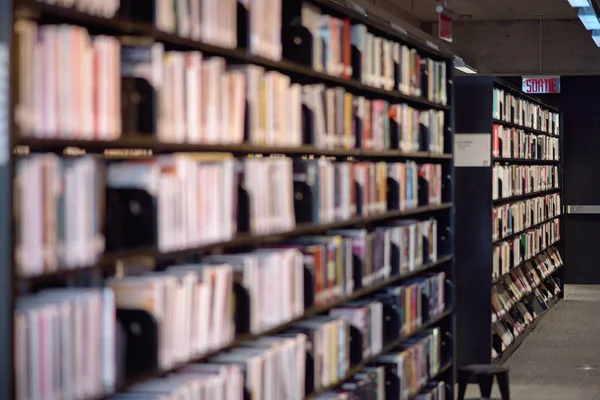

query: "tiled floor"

left=461, top=285, right=600, bottom=400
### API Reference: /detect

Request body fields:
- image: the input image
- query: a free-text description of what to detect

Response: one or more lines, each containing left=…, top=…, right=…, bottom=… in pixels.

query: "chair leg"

left=457, top=370, right=469, bottom=400
left=496, top=371, right=511, bottom=400
left=476, top=374, right=494, bottom=398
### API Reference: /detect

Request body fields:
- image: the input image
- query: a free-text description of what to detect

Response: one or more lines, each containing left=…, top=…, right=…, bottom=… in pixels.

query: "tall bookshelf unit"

left=454, top=76, right=563, bottom=367
left=3, top=0, right=456, bottom=398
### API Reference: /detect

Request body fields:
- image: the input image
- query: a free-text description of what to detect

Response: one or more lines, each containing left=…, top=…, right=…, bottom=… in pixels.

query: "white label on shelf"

left=390, top=23, right=407, bottom=36
left=0, top=44, right=8, bottom=165
left=426, top=40, right=440, bottom=51
left=454, top=133, right=491, bottom=167
left=351, top=4, right=366, bottom=16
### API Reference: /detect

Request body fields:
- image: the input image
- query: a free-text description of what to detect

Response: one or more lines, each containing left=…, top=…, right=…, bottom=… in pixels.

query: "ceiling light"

left=454, top=56, right=477, bottom=74
left=568, top=0, right=590, bottom=7
left=578, top=7, right=600, bottom=29
left=455, top=65, right=477, bottom=74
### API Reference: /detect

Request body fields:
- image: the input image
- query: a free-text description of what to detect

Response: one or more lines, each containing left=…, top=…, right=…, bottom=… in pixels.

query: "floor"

left=462, top=285, right=600, bottom=400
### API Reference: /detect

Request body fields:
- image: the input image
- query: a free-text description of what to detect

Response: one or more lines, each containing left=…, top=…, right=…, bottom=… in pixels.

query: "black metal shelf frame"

left=493, top=188, right=561, bottom=205
left=16, top=137, right=454, bottom=160
left=4, top=0, right=457, bottom=398
left=454, top=76, right=563, bottom=368
left=493, top=157, right=560, bottom=165
left=492, top=118, right=558, bottom=138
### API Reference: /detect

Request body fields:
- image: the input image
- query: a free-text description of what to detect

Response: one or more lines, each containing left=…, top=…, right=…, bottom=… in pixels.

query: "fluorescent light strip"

left=592, top=30, right=600, bottom=46
left=455, top=65, right=477, bottom=74
left=579, top=7, right=600, bottom=29
left=568, top=0, right=590, bottom=7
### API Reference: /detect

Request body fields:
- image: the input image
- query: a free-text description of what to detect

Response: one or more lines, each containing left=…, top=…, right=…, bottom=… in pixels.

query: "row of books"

left=156, top=0, right=241, bottom=52
left=493, top=218, right=561, bottom=277
left=109, top=262, right=445, bottom=373
left=111, top=327, right=443, bottom=400
left=141, top=0, right=280, bottom=60
left=35, top=0, right=120, bottom=18
left=301, top=3, right=448, bottom=105
left=492, top=276, right=561, bottom=358
left=34, top=0, right=448, bottom=109
left=16, top=270, right=447, bottom=400
left=492, top=87, right=560, bottom=135
left=315, top=328, right=446, bottom=400
left=492, top=164, right=559, bottom=200
left=15, top=21, right=448, bottom=152
left=106, top=157, right=442, bottom=250
left=492, top=124, right=560, bottom=160
left=301, top=84, right=445, bottom=152
left=16, top=154, right=443, bottom=276
left=492, top=193, right=561, bottom=241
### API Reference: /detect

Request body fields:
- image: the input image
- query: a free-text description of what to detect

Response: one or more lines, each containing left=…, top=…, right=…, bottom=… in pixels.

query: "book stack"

left=15, top=155, right=105, bottom=277
left=34, top=0, right=121, bottom=17
left=7, top=0, right=455, bottom=398
left=300, top=3, right=448, bottom=106
left=493, top=218, right=561, bottom=275
left=14, top=20, right=121, bottom=140
left=302, top=85, right=445, bottom=152
left=307, top=328, right=446, bottom=399
left=493, top=192, right=561, bottom=241
left=492, top=124, right=560, bottom=160
left=15, top=24, right=448, bottom=151
left=492, top=164, right=559, bottom=200
left=493, top=274, right=561, bottom=356
left=15, top=288, right=116, bottom=400
left=114, top=306, right=448, bottom=400
left=105, top=156, right=445, bottom=252
left=491, top=247, right=563, bottom=359
left=493, top=87, right=560, bottom=135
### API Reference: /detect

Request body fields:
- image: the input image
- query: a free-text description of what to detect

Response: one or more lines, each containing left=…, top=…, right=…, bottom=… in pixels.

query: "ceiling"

left=392, top=0, right=578, bottom=21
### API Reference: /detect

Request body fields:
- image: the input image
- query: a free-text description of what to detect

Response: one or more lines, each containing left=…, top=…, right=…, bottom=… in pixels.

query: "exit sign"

left=522, top=76, right=561, bottom=94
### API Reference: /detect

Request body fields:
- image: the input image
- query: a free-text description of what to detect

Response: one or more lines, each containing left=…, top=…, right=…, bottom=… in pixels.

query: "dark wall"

left=496, top=76, right=600, bottom=284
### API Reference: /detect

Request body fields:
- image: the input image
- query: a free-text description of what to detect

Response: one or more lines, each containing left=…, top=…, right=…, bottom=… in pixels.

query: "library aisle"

left=465, top=285, right=600, bottom=400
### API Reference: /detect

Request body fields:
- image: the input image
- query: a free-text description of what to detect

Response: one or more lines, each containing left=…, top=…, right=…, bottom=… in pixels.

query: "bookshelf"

left=5, top=0, right=456, bottom=398
left=454, top=76, right=564, bottom=368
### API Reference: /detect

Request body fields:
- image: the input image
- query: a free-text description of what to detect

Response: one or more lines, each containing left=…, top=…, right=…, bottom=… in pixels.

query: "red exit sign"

left=522, top=76, right=561, bottom=94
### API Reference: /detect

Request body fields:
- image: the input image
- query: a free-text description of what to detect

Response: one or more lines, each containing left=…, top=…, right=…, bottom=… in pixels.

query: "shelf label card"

left=390, top=23, right=408, bottom=36
left=454, top=133, right=491, bottom=167
left=426, top=40, right=440, bottom=51
left=350, top=4, right=366, bottom=16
